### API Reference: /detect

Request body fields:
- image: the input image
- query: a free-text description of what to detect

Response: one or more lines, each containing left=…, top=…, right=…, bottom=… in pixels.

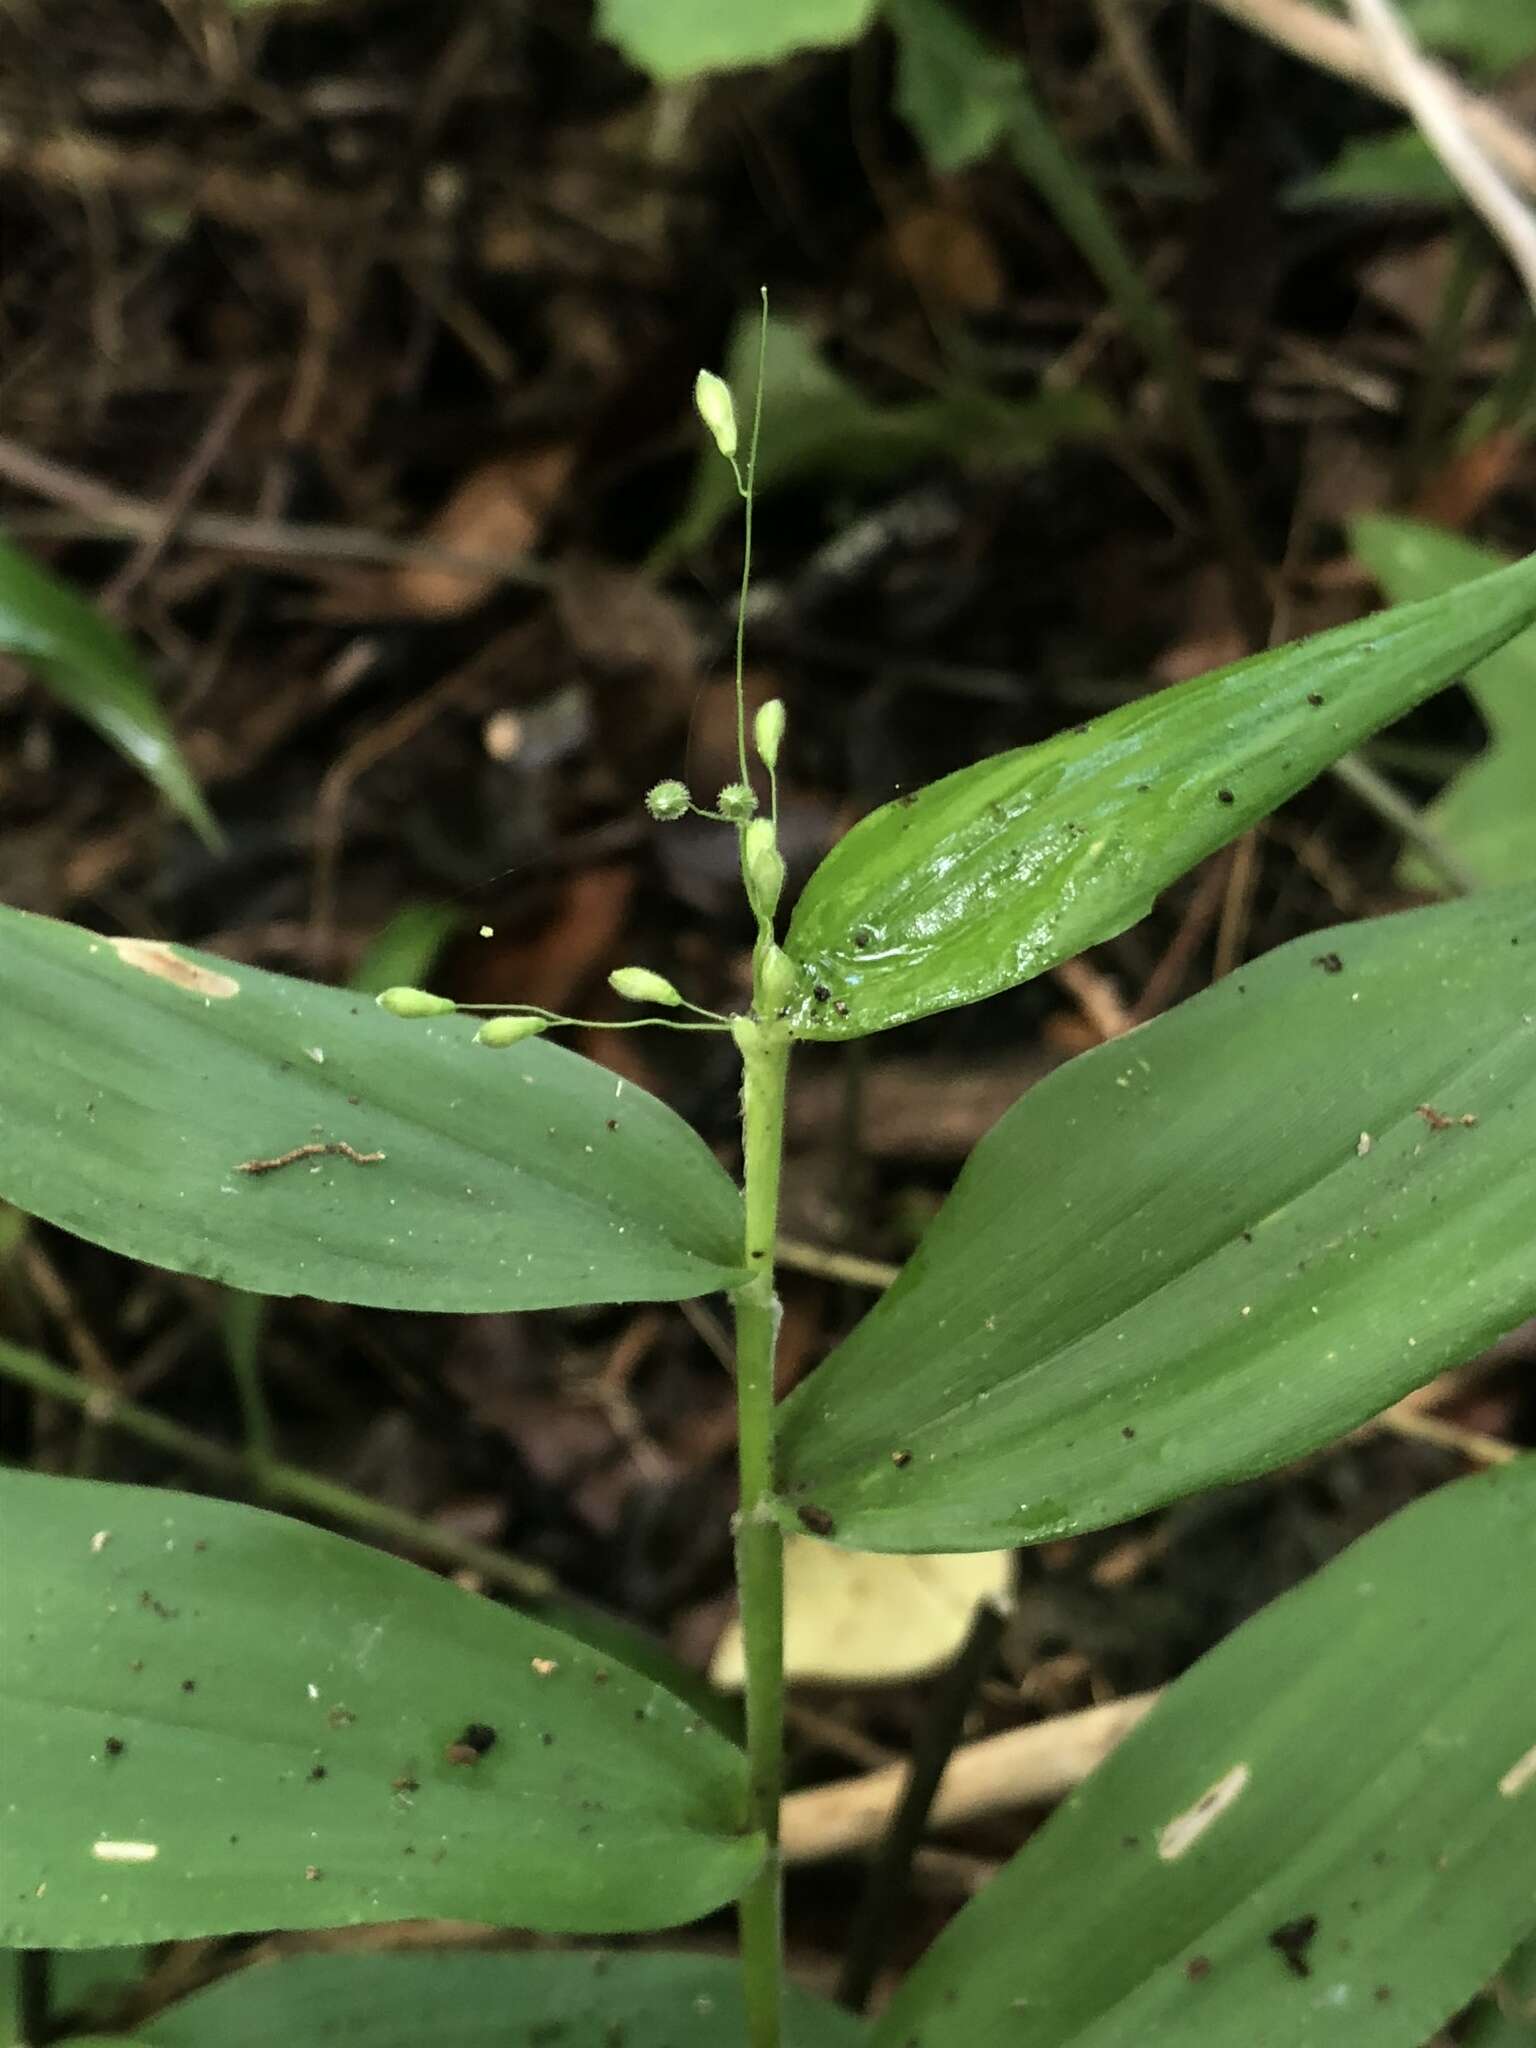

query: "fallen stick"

left=780, top=1691, right=1160, bottom=1865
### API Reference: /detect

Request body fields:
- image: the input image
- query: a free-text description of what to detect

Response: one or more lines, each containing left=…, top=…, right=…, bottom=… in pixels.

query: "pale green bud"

left=753, top=698, right=786, bottom=771
left=646, top=778, right=691, bottom=822
left=717, top=782, right=759, bottom=823
left=757, top=942, right=798, bottom=1014
left=693, top=369, right=738, bottom=461
left=376, top=985, right=457, bottom=1019
left=609, top=965, right=684, bottom=1007
left=743, top=817, right=785, bottom=920
left=475, top=1015, right=550, bottom=1048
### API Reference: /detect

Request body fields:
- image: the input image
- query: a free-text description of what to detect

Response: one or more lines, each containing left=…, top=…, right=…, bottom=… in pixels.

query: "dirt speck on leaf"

left=1268, top=1914, right=1319, bottom=1978
left=1415, top=1103, right=1478, bottom=1132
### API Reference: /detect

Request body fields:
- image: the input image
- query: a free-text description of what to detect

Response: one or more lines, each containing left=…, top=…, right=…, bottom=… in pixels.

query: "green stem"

left=731, top=1013, right=791, bottom=2048
left=0, top=1334, right=553, bottom=1602
left=1328, top=750, right=1478, bottom=896
left=219, top=1288, right=276, bottom=1483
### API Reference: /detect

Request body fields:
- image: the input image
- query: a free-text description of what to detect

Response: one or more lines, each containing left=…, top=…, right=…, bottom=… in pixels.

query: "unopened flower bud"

left=717, top=782, right=759, bottom=823
left=743, top=818, right=786, bottom=920
left=475, top=1015, right=550, bottom=1048
left=693, top=369, right=738, bottom=461
left=376, top=985, right=457, bottom=1019
left=753, top=699, right=786, bottom=771
left=757, top=942, right=798, bottom=1014
left=609, top=965, right=684, bottom=1008
left=646, top=779, right=691, bottom=822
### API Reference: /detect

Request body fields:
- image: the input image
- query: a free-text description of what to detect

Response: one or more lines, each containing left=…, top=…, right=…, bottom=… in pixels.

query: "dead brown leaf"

left=393, top=446, right=574, bottom=616
left=889, top=197, right=1006, bottom=315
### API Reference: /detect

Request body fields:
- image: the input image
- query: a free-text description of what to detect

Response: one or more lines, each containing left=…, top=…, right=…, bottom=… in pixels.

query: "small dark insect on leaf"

left=796, top=1503, right=836, bottom=1536
left=1268, top=1914, right=1320, bottom=1978
left=1185, top=1956, right=1212, bottom=1982
left=1217, top=787, right=1236, bottom=805
left=1313, top=952, right=1344, bottom=974
left=890, top=1448, right=912, bottom=1468
left=833, top=1000, right=850, bottom=1018
left=392, top=1772, right=420, bottom=1795
left=812, top=984, right=832, bottom=1004
left=104, top=1735, right=125, bottom=1757
left=1307, top=691, right=1325, bottom=706
left=445, top=1721, right=498, bottom=1766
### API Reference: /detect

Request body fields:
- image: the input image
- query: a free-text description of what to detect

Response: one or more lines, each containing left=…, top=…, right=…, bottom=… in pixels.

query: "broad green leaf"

left=872, top=1460, right=1536, bottom=2048
left=0, top=1472, right=759, bottom=1946
left=0, top=539, right=219, bottom=849
left=1290, top=128, right=1455, bottom=206
left=0, top=906, right=745, bottom=1311
left=350, top=901, right=461, bottom=997
left=1352, top=517, right=1536, bottom=889
left=652, top=313, right=1107, bottom=568
left=137, top=1949, right=863, bottom=2047
left=782, top=547, right=1536, bottom=1040
left=886, top=0, right=1022, bottom=171
left=596, top=0, right=878, bottom=79
left=774, top=890, right=1536, bottom=1550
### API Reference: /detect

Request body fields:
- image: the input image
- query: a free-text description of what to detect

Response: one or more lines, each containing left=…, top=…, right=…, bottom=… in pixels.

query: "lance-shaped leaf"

left=1352, top=516, right=1536, bottom=888
left=0, top=1472, right=759, bottom=1947
left=782, top=548, right=1536, bottom=1039
left=871, top=1459, right=1536, bottom=2048
left=0, top=907, right=745, bottom=1311
left=136, top=1948, right=864, bottom=2046
left=0, top=539, right=220, bottom=849
left=774, top=890, right=1536, bottom=1550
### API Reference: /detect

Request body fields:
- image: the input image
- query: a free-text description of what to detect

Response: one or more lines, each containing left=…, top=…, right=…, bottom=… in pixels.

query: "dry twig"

left=781, top=1694, right=1160, bottom=1863
left=1345, top=0, right=1536, bottom=308
left=1198, top=0, right=1536, bottom=198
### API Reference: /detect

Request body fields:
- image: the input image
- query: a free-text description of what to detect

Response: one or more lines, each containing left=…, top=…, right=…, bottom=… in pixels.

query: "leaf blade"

left=783, top=550, right=1536, bottom=1038
left=775, top=889, right=1536, bottom=1549
left=138, top=1948, right=864, bottom=2047
left=1352, top=515, right=1536, bottom=888
left=871, top=1460, right=1536, bottom=2048
left=0, top=1473, right=759, bottom=1946
left=595, top=0, right=878, bottom=80
left=0, top=907, right=745, bottom=1311
left=0, top=539, right=220, bottom=849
